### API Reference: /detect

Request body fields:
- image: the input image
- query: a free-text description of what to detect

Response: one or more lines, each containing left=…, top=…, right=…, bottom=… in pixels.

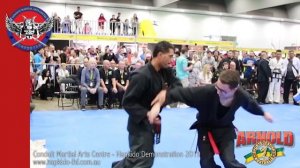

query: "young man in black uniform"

left=99, top=60, right=117, bottom=109
left=112, top=41, right=182, bottom=168
left=151, top=70, right=273, bottom=168
left=114, top=60, right=129, bottom=108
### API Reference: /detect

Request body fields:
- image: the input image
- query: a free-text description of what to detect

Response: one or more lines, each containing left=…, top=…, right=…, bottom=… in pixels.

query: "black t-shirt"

left=115, top=69, right=129, bottom=86
left=99, top=68, right=115, bottom=87
left=74, top=11, right=83, bottom=20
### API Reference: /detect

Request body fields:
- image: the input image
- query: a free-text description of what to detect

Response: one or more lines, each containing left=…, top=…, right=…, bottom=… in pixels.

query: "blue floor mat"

left=30, top=104, right=300, bottom=168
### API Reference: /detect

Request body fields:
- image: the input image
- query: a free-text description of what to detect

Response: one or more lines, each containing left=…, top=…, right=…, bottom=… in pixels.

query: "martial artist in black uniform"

left=152, top=70, right=273, bottom=168
left=112, top=41, right=182, bottom=168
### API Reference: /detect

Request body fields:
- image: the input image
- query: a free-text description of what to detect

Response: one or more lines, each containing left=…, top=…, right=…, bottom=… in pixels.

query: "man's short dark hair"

left=261, top=51, right=267, bottom=54
left=276, top=49, right=282, bottom=53
left=153, top=41, right=174, bottom=58
left=219, top=70, right=240, bottom=89
left=181, top=47, right=187, bottom=55
left=75, top=50, right=80, bottom=56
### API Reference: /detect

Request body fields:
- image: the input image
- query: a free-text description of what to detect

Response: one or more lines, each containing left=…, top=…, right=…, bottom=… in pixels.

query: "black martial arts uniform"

left=166, top=85, right=265, bottom=168
left=112, top=63, right=182, bottom=168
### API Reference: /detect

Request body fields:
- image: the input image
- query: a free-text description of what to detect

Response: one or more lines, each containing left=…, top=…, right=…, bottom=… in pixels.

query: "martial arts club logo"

left=6, top=6, right=53, bottom=51
left=236, top=131, right=294, bottom=165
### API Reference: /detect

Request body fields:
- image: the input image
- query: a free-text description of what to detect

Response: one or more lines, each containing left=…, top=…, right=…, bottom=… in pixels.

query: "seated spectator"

left=80, top=58, right=104, bottom=110
left=199, top=64, right=213, bottom=86
left=145, top=52, right=152, bottom=64
left=131, top=52, right=142, bottom=65
left=229, top=61, right=237, bottom=71
left=35, top=69, right=53, bottom=100
left=71, top=58, right=80, bottom=75
left=222, top=62, right=229, bottom=71
left=103, top=48, right=118, bottom=63
left=57, top=63, right=70, bottom=81
left=57, top=63, right=70, bottom=92
left=115, top=61, right=129, bottom=108
left=99, top=60, right=117, bottom=109
left=110, top=60, right=117, bottom=70
left=76, top=57, right=89, bottom=85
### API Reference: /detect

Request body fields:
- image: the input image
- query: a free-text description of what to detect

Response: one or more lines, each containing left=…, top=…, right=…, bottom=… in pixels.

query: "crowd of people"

left=51, top=6, right=139, bottom=36
left=30, top=42, right=300, bottom=110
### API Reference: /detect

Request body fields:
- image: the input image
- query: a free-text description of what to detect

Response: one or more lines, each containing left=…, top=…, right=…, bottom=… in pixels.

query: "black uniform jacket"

left=166, top=85, right=265, bottom=141
left=123, top=63, right=182, bottom=133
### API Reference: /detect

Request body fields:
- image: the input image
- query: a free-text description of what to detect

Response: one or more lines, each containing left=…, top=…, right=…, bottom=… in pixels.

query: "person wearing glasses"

left=151, top=70, right=273, bottom=168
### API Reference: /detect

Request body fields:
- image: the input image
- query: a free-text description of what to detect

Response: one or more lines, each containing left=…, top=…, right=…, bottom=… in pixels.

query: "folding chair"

left=58, top=78, right=79, bottom=110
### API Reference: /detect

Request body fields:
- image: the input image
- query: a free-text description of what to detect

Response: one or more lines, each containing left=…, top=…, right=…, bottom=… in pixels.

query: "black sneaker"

left=81, top=106, right=86, bottom=111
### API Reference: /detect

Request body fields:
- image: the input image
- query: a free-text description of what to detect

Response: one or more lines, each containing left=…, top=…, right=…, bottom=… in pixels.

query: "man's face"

left=110, top=61, right=116, bottom=68
left=83, top=59, right=89, bottom=67
left=261, top=52, right=267, bottom=58
left=215, top=79, right=237, bottom=99
left=230, top=62, right=236, bottom=70
left=135, top=62, right=142, bottom=69
left=158, top=49, right=174, bottom=69
left=289, top=51, right=295, bottom=58
left=71, top=50, right=75, bottom=56
left=227, top=51, right=233, bottom=58
left=207, top=52, right=212, bottom=58
left=118, top=62, right=125, bottom=70
left=103, top=61, right=110, bottom=69
left=89, top=61, right=97, bottom=69
left=39, top=49, right=44, bottom=54
left=235, top=51, right=240, bottom=57
left=143, top=46, right=147, bottom=52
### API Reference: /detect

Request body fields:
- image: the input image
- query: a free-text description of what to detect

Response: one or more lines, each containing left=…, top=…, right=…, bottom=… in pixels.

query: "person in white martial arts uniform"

left=268, top=50, right=285, bottom=104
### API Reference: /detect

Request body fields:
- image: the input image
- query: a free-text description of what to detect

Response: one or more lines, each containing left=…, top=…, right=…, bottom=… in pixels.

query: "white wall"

left=31, top=1, right=300, bottom=49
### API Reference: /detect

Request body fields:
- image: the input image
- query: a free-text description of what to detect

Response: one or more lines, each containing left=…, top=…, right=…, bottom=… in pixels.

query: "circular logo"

left=252, top=141, right=277, bottom=165
left=6, top=6, right=52, bottom=51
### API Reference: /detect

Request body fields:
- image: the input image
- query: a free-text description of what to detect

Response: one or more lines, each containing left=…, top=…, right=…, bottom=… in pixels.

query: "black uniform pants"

left=112, top=131, right=155, bottom=168
left=283, top=78, right=298, bottom=104
left=117, top=89, right=125, bottom=107
left=257, top=81, right=269, bottom=103
left=197, top=128, right=246, bottom=168
left=104, top=86, right=117, bottom=108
